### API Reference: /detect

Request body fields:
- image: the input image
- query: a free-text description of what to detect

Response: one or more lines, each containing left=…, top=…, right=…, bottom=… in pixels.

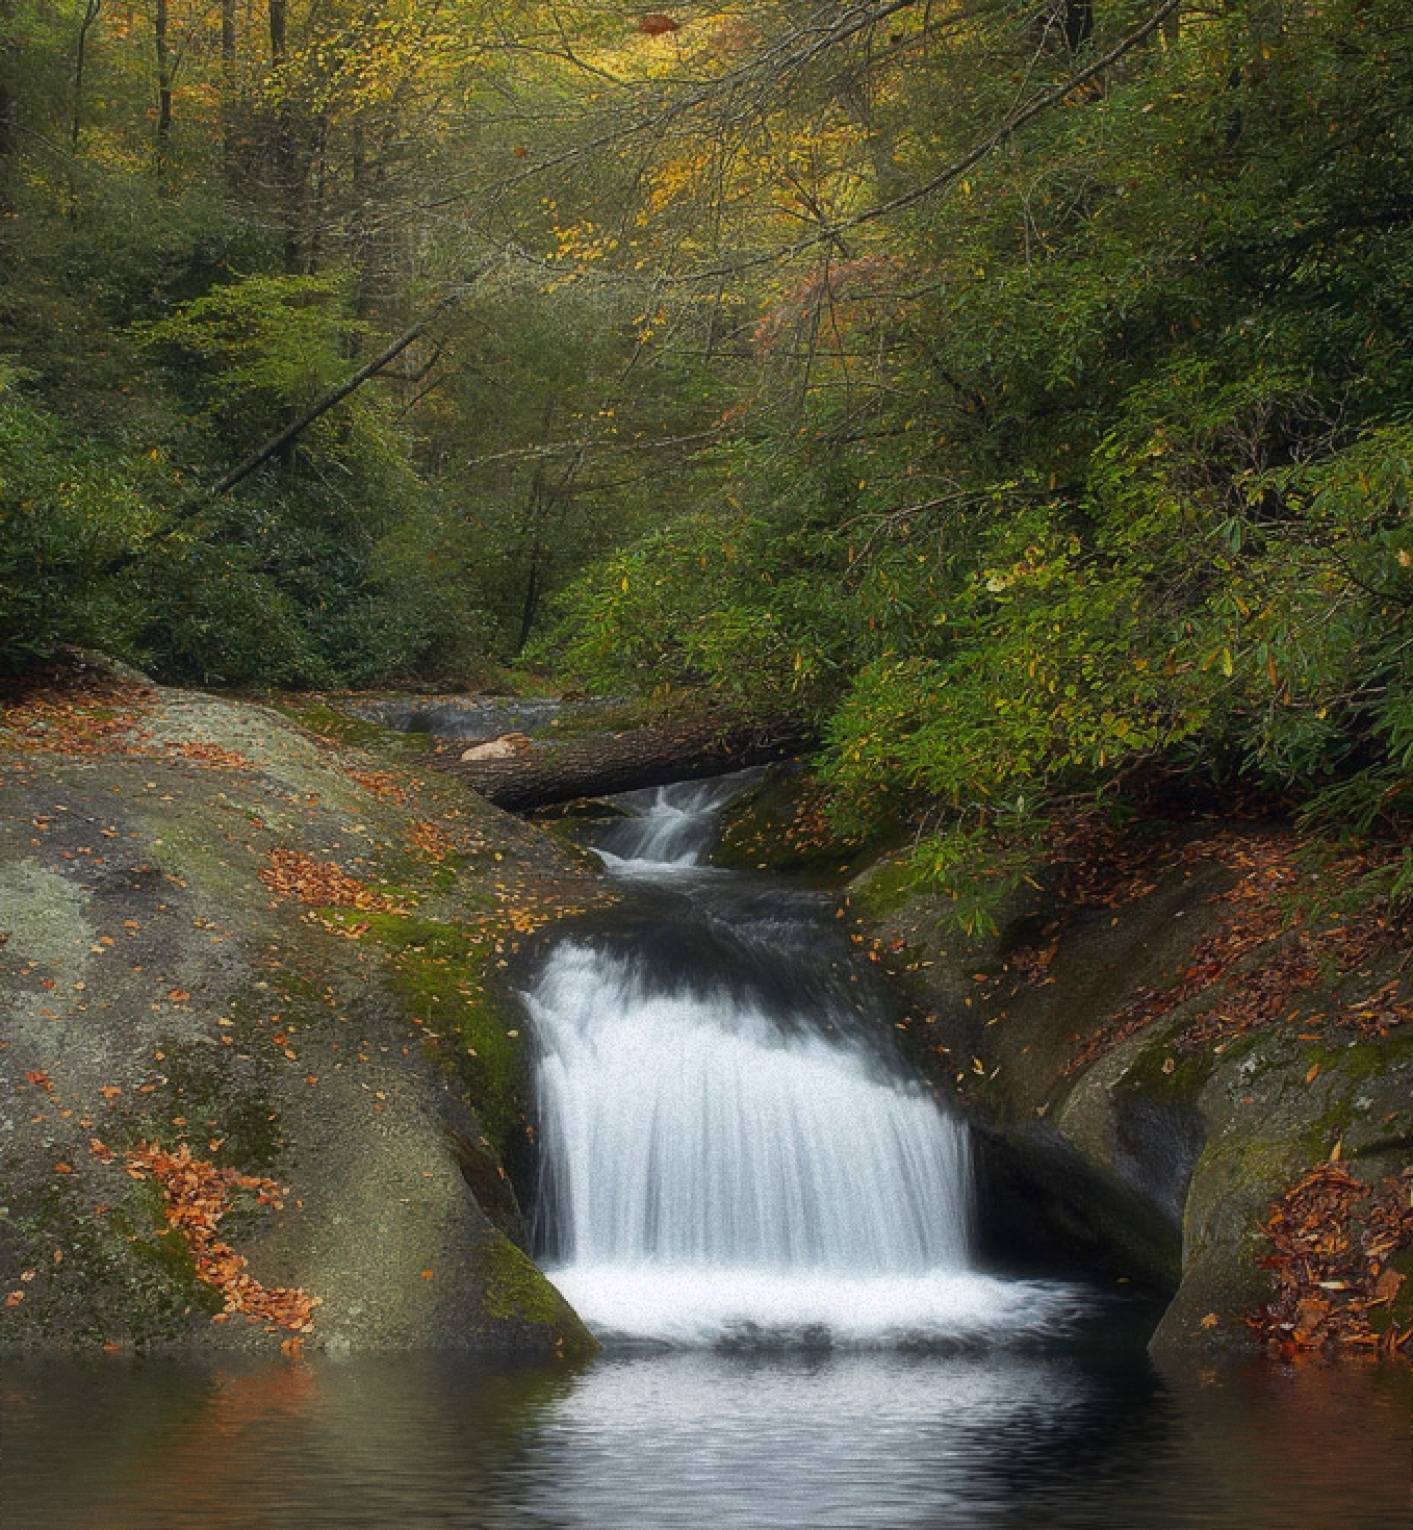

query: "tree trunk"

left=0, top=0, right=14, bottom=211
left=1062, top=0, right=1094, bottom=53
left=71, top=0, right=102, bottom=154
left=154, top=0, right=172, bottom=183
left=220, top=0, right=238, bottom=186
left=268, top=0, right=301, bottom=271
left=441, top=714, right=811, bottom=812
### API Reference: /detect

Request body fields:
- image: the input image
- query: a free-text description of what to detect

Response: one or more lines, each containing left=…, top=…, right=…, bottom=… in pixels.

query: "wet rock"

left=856, top=834, right=1413, bottom=1356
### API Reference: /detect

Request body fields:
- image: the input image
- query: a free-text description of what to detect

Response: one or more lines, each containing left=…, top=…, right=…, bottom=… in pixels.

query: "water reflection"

left=4, top=1350, right=1408, bottom=1530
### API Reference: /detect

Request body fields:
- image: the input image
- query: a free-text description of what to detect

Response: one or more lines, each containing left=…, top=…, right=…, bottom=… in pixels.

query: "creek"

left=529, top=775, right=1082, bottom=1348
left=6, top=774, right=1410, bottom=1530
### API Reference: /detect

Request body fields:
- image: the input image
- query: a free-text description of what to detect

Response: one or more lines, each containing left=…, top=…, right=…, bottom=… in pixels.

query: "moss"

left=1121, top=1031, right=1218, bottom=1101
left=266, top=697, right=434, bottom=757
left=480, top=1235, right=566, bottom=1324
left=852, top=854, right=922, bottom=918
left=1330, top=1032, right=1413, bottom=1083
left=152, top=1037, right=286, bottom=1171
left=3, top=1177, right=213, bottom=1349
left=335, top=909, right=526, bottom=1153
left=715, top=765, right=870, bottom=875
left=532, top=695, right=661, bottom=739
left=137, top=806, right=264, bottom=913
left=127, top=1223, right=224, bottom=1319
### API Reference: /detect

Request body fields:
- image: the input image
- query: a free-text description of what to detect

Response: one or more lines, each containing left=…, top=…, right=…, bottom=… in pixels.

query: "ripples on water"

left=4, top=1350, right=1409, bottom=1530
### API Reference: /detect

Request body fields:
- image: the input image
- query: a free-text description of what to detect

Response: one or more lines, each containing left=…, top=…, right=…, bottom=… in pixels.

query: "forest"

left=3, top=0, right=1411, bottom=917
left=3, top=7, right=1413, bottom=1523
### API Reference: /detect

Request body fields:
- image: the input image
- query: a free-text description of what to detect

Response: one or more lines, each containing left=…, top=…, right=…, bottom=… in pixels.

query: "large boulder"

left=854, top=825, right=1413, bottom=1357
left=0, top=669, right=600, bottom=1357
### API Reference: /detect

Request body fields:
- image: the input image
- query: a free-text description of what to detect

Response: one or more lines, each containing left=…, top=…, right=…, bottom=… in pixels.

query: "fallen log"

left=440, top=712, right=810, bottom=811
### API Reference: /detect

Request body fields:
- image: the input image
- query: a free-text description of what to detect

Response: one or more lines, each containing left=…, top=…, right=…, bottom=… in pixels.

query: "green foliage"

left=0, top=381, right=159, bottom=671
left=4, top=0, right=1412, bottom=912
left=548, top=0, right=1413, bottom=926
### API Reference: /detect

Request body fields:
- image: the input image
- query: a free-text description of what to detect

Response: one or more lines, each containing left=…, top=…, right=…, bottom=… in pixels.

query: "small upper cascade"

left=593, top=776, right=755, bottom=870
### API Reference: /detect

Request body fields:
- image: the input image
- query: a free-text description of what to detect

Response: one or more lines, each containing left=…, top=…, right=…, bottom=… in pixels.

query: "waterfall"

left=527, top=778, right=1084, bottom=1347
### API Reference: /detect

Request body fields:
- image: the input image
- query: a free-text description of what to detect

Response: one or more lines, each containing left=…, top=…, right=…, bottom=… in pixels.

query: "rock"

left=855, top=827, right=1413, bottom=1355
left=0, top=680, right=598, bottom=1358
left=460, top=732, right=533, bottom=762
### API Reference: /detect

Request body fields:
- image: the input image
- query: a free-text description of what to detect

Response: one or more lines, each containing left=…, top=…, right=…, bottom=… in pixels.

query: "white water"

left=528, top=778, right=1084, bottom=1347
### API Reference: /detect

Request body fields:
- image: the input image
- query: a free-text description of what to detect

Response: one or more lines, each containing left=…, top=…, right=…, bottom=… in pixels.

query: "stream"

left=5, top=776, right=1410, bottom=1529
left=529, top=776, right=1082, bottom=1348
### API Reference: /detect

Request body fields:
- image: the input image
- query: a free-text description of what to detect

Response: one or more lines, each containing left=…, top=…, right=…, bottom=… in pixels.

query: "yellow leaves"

left=548, top=219, right=619, bottom=266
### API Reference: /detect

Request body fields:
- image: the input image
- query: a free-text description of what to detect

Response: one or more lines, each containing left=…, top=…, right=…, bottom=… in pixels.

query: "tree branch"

left=102, top=268, right=492, bottom=577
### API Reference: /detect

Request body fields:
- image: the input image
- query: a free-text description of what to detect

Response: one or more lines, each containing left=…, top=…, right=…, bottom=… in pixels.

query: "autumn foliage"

left=1249, top=1165, right=1413, bottom=1357
left=126, top=1142, right=319, bottom=1334
left=259, top=848, right=408, bottom=914
left=1063, top=831, right=1410, bottom=1072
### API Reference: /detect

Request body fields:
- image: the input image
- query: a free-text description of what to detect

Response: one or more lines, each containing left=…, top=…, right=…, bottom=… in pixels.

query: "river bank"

left=720, top=765, right=1413, bottom=1359
left=4, top=670, right=1410, bottom=1366
left=0, top=661, right=596, bottom=1356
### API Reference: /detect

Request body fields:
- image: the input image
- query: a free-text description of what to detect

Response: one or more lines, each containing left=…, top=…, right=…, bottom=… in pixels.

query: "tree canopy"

left=3, top=0, right=1411, bottom=911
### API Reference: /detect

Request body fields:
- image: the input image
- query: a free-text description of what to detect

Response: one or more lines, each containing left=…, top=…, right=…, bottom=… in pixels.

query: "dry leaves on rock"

left=1248, top=1164, right=1413, bottom=1358
left=126, top=1141, right=319, bottom=1334
left=259, top=848, right=408, bottom=914
left=1062, top=831, right=1409, bottom=1071
left=408, top=820, right=455, bottom=864
left=346, top=768, right=408, bottom=804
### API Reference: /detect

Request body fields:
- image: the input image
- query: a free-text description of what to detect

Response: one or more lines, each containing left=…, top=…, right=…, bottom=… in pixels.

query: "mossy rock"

left=855, top=826, right=1413, bottom=1357
left=0, top=679, right=599, bottom=1358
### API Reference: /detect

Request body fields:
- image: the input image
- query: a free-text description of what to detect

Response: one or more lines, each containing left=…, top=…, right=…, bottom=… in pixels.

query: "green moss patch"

left=266, top=697, right=435, bottom=757
left=330, top=909, right=527, bottom=1152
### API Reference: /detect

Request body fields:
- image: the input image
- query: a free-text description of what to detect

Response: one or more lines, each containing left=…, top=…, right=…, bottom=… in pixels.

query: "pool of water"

left=4, top=1348, right=1408, bottom=1530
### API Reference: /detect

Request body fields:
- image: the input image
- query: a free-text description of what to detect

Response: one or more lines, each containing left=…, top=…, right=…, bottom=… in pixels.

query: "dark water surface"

left=4, top=1349, right=1408, bottom=1530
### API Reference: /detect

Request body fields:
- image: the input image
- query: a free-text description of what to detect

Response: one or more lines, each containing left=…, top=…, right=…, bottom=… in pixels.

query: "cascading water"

left=526, top=776, right=1083, bottom=1347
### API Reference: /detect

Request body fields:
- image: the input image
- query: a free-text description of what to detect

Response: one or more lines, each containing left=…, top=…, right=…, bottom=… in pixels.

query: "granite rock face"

left=852, top=828, right=1413, bottom=1356
left=0, top=672, right=597, bottom=1358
